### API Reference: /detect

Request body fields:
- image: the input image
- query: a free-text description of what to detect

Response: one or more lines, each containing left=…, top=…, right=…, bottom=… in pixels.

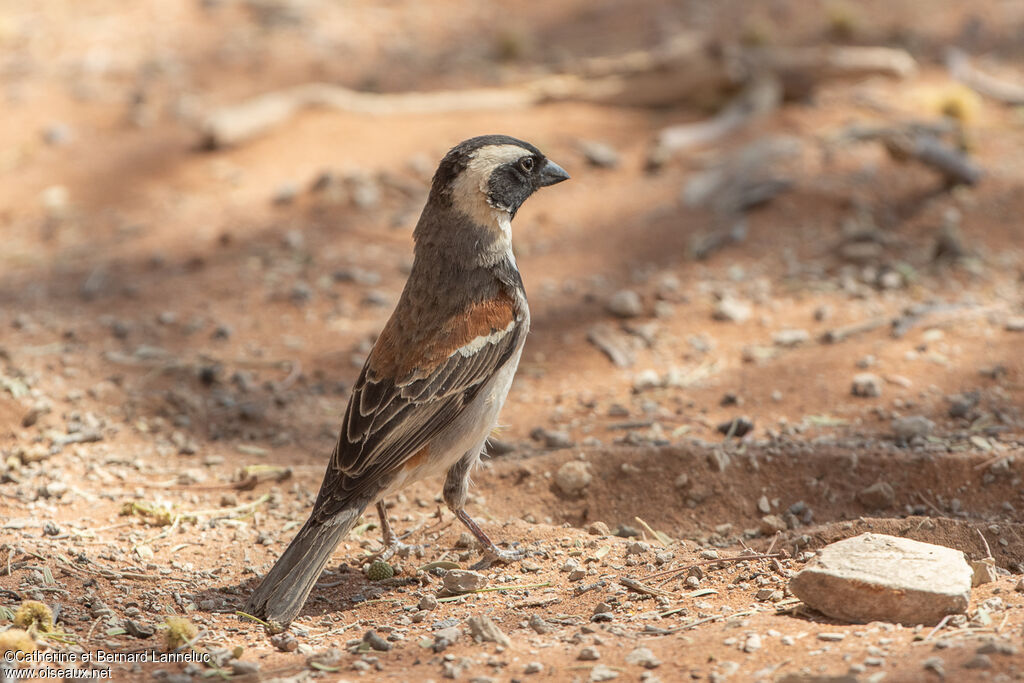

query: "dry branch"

left=947, top=48, right=1024, bottom=105
left=197, top=41, right=917, bottom=149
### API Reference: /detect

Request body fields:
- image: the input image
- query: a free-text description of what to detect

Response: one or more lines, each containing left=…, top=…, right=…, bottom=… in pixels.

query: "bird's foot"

left=470, top=545, right=528, bottom=570
left=370, top=539, right=428, bottom=563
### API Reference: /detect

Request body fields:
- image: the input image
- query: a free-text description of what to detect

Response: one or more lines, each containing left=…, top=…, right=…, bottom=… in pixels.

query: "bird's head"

left=429, top=135, right=570, bottom=227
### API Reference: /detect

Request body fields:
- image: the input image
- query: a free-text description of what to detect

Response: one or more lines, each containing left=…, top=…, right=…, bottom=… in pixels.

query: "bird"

left=245, top=134, right=570, bottom=628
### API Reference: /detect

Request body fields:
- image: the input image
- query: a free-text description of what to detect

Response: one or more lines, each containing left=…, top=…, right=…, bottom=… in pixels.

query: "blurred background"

left=2, top=1, right=1024, bottom=677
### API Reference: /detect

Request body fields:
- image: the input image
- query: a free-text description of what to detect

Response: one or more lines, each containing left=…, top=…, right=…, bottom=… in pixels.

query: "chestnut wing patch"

left=310, top=294, right=522, bottom=518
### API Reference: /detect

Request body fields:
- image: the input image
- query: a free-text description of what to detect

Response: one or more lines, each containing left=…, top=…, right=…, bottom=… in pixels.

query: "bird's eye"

left=519, top=157, right=535, bottom=172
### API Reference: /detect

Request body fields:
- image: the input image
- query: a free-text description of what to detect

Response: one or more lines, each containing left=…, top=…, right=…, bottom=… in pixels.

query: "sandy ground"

left=2, top=1, right=1024, bottom=681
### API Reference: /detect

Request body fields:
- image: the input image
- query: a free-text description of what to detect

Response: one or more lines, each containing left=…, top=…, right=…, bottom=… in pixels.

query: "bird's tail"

left=245, top=503, right=366, bottom=629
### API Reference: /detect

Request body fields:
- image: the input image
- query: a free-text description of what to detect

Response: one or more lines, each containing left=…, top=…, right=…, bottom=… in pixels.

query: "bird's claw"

left=470, top=546, right=528, bottom=570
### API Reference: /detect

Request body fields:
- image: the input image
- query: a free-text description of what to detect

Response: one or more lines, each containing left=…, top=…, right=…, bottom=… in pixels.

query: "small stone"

left=443, top=570, right=488, bottom=594
left=432, top=626, right=462, bottom=652
left=362, top=631, right=391, bottom=652
left=524, top=662, right=544, bottom=674
left=857, top=482, right=895, bottom=509
left=528, top=615, right=551, bottom=634
left=578, top=646, right=600, bottom=661
left=773, top=329, right=810, bottom=347
left=922, top=657, right=944, bottom=677
left=588, top=521, right=610, bottom=536
left=579, top=140, right=620, bottom=168
left=717, top=417, right=754, bottom=438
left=1004, top=317, right=1024, bottom=332
left=789, top=533, right=972, bottom=625
left=607, top=290, right=643, bottom=318
left=590, top=664, right=619, bottom=681
left=532, top=428, right=574, bottom=449
left=963, top=654, right=992, bottom=669
left=554, top=461, right=591, bottom=496
left=817, top=632, right=846, bottom=642
left=418, top=595, right=439, bottom=611
left=851, top=373, right=882, bottom=397
left=743, top=634, right=763, bottom=652
left=971, top=559, right=997, bottom=586
left=625, top=647, right=660, bottom=669
left=124, top=619, right=155, bottom=639
left=947, top=392, right=978, bottom=418
left=466, top=615, right=511, bottom=647
left=1014, top=578, right=1024, bottom=593
left=230, top=660, right=260, bottom=676
left=757, top=495, right=771, bottom=514
left=272, top=183, right=299, bottom=205
left=270, top=632, right=298, bottom=652
left=632, top=369, right=662, bottom=391
left=892, top=415, right=934, bottom=443
left=713, top=297, right=751, bottom=323
left=626, top=541, right=651, bottom=556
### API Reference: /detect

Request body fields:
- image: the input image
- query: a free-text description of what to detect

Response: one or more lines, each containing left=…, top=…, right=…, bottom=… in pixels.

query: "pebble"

left=554, top=461, right=592, bottom=496
left=713, top=297, right=751, bottom=323
left=1005, top=317, right=1024, bottom=332
left=230, top=660, right=260, bottom=676
left=947, top=392, right=978, bottom=418
left=442, top=570, right=488, bottom=594
left=432, top=626, right=462, bottom=652
left=528, top=615, right=551, bottom=634
left=626, top=542, right=650, bottom=556
left=532, top=428, right=574, bottom=449
left=578, top=646, right=600, bottom=661
left=419, top=595, right=438, bottom=611
left=590, top=664, right=619, bottom=681
left=362, top=631, right=391, bottom=652
left=270, top=632, right=297, bottom=652
left=963, top=654, right=992, bottom=669
left=607, top=290, right=643, bottom=318
left=891, top=415, right=934, bottom=443
left=588, top=522, right=611, bottom=536
left=743, top=634, right=763, bottom=652
left=625, top=647, right=661, bottom=669
left=466, top=615, right=511, bottom=647
left=851, top=373, right=882, bottom=398
left=524, top=662, right=544, bottom=674
left=857, top=482, right=895, bottom=509
left=579, top=140, right=620, bottom=168
left=817, top=632, right=846, bottom=642
left=632, top=369, right=662, bottom=391
left=773, top=329, right=810, bottom=347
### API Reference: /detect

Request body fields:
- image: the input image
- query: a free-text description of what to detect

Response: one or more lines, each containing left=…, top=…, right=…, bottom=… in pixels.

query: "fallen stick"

left=884, top=133, right=982, bottom=186
left=198, top=42, right=916, bottom=148
left=947, top=48, right=1024, bottom=105
left=820, top=316, right=888, bottom=344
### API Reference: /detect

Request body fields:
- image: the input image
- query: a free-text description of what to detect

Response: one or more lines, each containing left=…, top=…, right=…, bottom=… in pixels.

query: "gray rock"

left=857, top=482, right=895, bottom=509
left=971, top=559, right=997, bottom=586
left=590, top=665, right=619, bottom=681
left=607, top=290, right=643, bottom=318
left=432, top=626, right=462, bottom=652
left=892, top=415, right=934, bottom=443
left=554, top=461, right=591, bottom=496
left=625, top=647, right=661, bottom=668
left=789, top=533, right=972, bottom=625
left=712, top=297, right=751, bottom=323
left=362, top=630, right=391, bottom=652
left=443, top=569, right=488, bottom=594
left=579, top=140, right=620, bottom=168
left=578, top=646, right=600, bottom=661
left=851, top=373, right=882, bottom=398
left=524, top=662, right=544, bottom=674
left=466, top=615, right=510, bottom=647
left=229, top=660, right=260, bottom=676
left=532, top=428, right=574, bottom=449
left=418, top=595, right=438, bottom=611
left=528, top=614, right=551, bottom=634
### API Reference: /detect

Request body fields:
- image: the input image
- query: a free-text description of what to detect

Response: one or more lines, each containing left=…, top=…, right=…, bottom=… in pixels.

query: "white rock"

left=789, top=533, right=972, bottom=625
left=442, top=569, right=489, bottom=594
left=713, top=297, right=751, bottom=323
left=773, top=328, right=810, bottom=347
left=466, top=615, right=511, bottom=647
left=892, top=415, right=934, bottom=442
left=625, top=647, right=661, bottom=668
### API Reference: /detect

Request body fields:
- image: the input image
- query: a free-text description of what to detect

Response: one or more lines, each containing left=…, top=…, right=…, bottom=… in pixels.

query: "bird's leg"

left=444, top=449, right=526, bottom=570
left=372, top=500, right=425, bottom=561
left=454, top=508, right=526, bottom=569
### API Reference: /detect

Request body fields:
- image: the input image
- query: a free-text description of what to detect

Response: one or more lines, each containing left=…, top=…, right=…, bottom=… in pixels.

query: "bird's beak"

left=538, top=159, right=570, bottom=187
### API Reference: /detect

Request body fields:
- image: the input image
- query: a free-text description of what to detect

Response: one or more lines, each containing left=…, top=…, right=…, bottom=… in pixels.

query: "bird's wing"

left=311, top=290, right=524, bottom=519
